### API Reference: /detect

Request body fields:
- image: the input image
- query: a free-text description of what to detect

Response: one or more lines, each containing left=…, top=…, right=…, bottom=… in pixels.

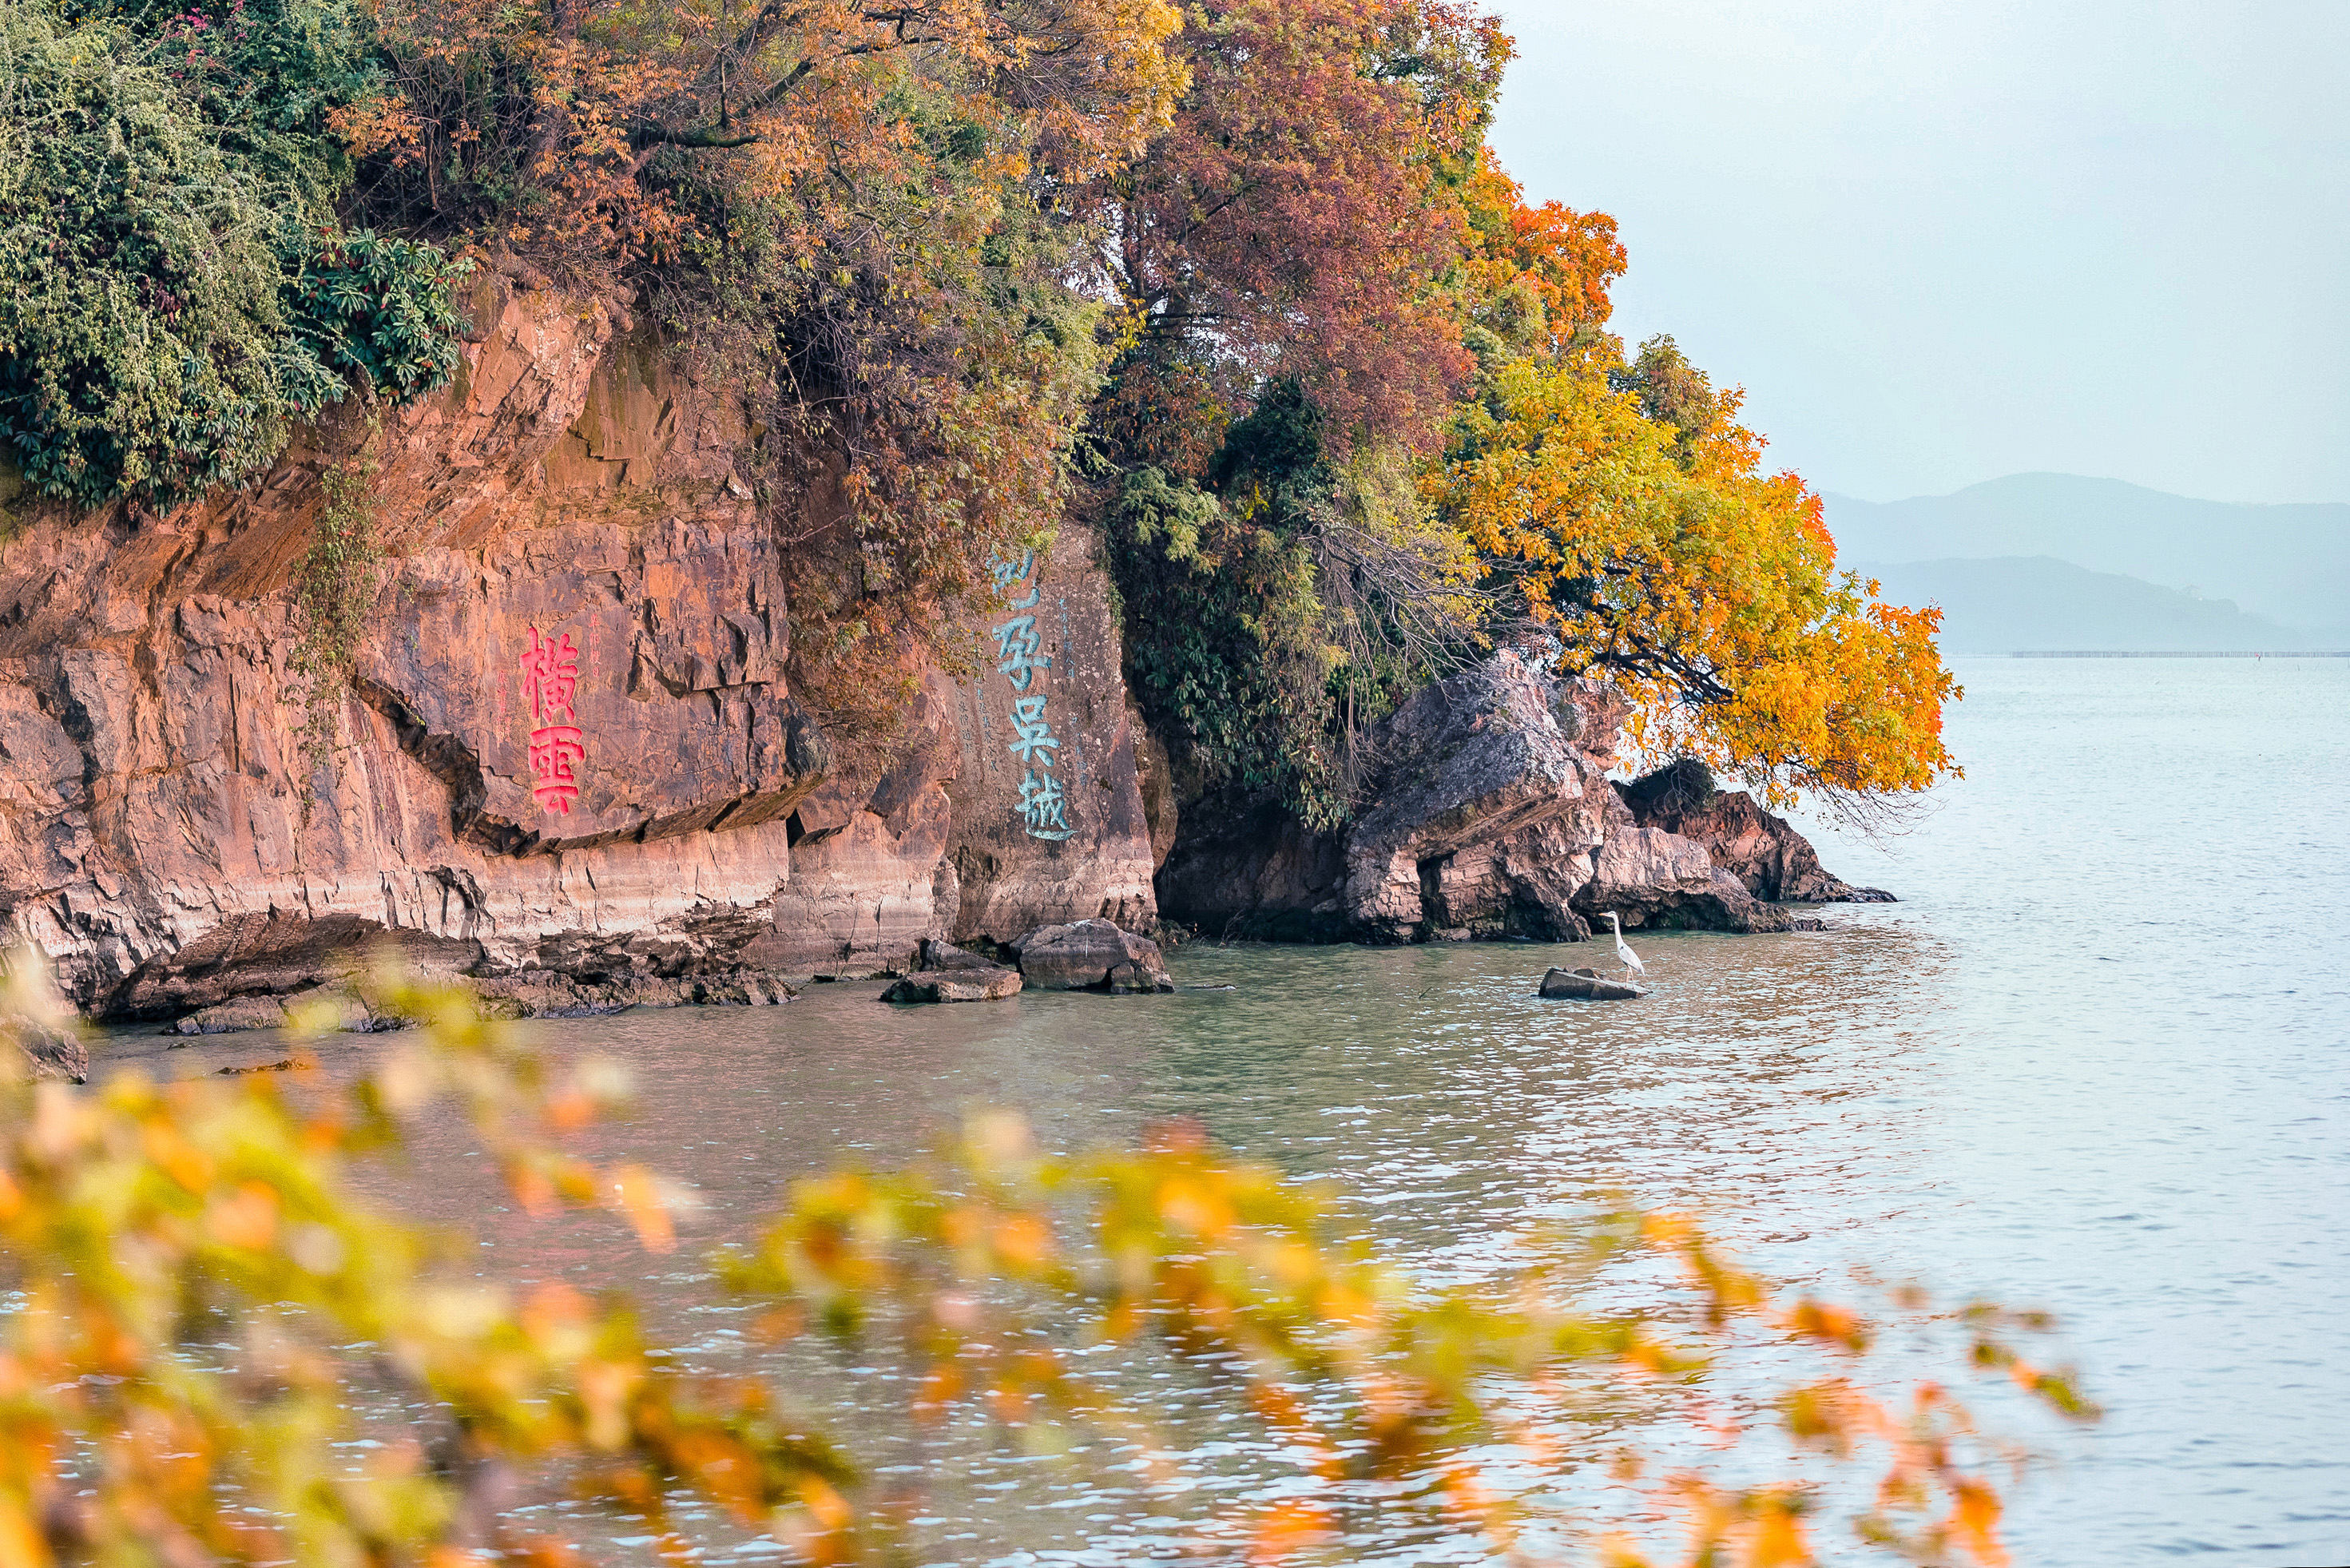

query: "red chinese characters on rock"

left=519, top=625, right=585, bottom=814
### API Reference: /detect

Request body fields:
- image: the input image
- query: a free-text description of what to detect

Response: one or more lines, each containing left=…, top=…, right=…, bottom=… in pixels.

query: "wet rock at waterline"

left=1012, top=919, right=1173, bottom=993
left=880, top=941, right=1023, bottom=1003
left=6, top=1014, right=89, bottom=1082
left=1617, top=760, right=1894, bottom=904
left=879, top=970, right=1022, bottom=1004
left=1538, top=967, right=1645, bottom=1002
left=169, top=994, right=295, bottom=1036
left=474, top=971, right=799, bottom=1018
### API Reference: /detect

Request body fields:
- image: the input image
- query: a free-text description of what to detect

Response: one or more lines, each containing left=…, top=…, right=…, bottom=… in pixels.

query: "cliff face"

left=0, top=278, right=1156, bottom=1016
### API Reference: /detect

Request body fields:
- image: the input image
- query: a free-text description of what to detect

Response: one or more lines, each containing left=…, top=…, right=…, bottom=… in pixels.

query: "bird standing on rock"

left=1602, top=911, right=1645, bottom=985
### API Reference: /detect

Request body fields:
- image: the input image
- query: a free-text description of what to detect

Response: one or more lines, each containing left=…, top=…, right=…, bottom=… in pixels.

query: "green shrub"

left=0, top=7, right=296, bottom=506
left=1110, top=387, right=1351, bottom=828
left=0, top=2, right=464, bottom=510
left=278, top=227, right=470, bottom=411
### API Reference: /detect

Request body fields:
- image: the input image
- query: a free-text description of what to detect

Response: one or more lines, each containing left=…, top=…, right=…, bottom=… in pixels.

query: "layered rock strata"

left=0, top=280, right=1157, bottom=1021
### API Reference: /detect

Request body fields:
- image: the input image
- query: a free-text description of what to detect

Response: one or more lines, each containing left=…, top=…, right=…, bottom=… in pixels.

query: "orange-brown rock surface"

left=0, top=277, right=1158, bottom=1017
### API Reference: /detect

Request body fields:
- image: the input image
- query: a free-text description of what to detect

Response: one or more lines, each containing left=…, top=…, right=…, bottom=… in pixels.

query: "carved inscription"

left=519, top=625, right=584, bottom=814
left=989, top=552, right=1072, bottom=841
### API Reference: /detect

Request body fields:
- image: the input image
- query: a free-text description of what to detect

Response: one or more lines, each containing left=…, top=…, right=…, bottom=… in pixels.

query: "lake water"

left=119, top=656, right=2350, bottom=1565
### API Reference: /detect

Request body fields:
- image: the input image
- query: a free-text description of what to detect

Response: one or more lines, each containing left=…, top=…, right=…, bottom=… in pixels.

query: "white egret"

left=1602, top=911, right=1645, bottom=985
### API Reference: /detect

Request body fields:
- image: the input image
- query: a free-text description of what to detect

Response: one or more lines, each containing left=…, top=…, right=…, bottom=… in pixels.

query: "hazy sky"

left=1486, top=2, right=2349, bottom=505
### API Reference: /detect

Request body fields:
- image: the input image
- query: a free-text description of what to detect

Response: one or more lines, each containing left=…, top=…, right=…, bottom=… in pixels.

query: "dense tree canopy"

left=0, top=0, right=1959, bottom=804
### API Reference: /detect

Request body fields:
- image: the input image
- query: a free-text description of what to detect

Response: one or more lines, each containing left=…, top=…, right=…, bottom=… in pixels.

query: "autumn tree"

left=1091, top=0, right=1506, bottom=458
left=0, top=968, right=2091, bottom=1564
left=1094, top=1, right=1514, bottom=819
left=1435, top=353, right=1956, bottom=812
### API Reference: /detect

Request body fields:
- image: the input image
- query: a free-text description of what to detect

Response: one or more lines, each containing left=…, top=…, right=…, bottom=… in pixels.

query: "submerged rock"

left=1538, top=966, right=1644, bottom=1001
left=1012, top=919, right=1173, bottom=992
left=472, top=971, right=800, bottom=1018
left=169, top=994, right=293, bottom=1036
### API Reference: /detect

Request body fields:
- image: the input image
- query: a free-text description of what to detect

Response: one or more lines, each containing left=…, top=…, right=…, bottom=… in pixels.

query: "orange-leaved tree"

left=1458, top=147, right=1627, bottom=366
left=0, top=963, right=2089, bottom=1565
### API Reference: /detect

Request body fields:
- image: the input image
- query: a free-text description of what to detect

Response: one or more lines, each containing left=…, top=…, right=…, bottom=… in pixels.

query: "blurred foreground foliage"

left=0, top=965, right=2094, bottom=1566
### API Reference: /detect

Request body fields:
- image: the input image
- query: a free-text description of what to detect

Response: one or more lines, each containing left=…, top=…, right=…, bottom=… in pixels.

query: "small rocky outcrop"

left=1153, top=653, right=1879, bottom=944
left=1538, top=966, right=1643, bottom=1001
left=1618, top=760, right=1893, bottom=903
left=1012, top=919, right=1173, bottom=992
left=879, top=939, right=1022, bottom=1003
left=1157, top=654, right=1620, bottom=943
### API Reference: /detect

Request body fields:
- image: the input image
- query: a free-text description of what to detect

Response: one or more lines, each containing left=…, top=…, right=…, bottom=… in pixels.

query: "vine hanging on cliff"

left=289, top=408, right=385, bottom=788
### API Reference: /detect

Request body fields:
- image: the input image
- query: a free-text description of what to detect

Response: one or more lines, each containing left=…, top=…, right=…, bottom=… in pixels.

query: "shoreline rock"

left=6, top=1014, right=89, bottom=1082
left=879, top=939, right=1022, bottom=1003
left=1012, top=919, right=1173, bottom=993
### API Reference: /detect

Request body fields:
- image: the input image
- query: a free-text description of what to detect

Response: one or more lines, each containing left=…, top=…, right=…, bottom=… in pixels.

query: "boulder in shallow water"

left=879, top=964, right=1022, bottom=1004
left=1012, top=919, right=1173, bottom=992
left=1538, top=966, right=1645, bottom=1001
left=169, top=994, right=292, bottom=1036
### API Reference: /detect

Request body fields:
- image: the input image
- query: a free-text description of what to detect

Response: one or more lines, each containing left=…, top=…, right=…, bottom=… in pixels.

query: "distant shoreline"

left=2007, top=650, right=2350, bottom=659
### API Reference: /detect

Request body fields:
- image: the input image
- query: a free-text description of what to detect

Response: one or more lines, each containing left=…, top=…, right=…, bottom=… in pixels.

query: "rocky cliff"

left=0, top=283, right=1875, bottom=1022
left=0, top=277, right=1157, bottom=1018
left=1156, top=651, right=1875, bottom=943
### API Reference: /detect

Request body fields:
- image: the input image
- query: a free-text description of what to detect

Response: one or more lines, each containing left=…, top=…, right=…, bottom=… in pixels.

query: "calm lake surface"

left=118, top=657, right=2350, bottom=1566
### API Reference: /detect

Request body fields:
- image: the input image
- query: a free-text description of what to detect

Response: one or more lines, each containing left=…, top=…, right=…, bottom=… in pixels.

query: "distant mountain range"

left=1823, top=474, right=2350, bottom=651
left=1850, top=557, right=2305, bottom=654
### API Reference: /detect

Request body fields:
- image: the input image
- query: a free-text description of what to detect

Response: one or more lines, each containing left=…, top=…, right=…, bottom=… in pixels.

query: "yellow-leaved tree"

left=1435, top=343, right=1957, bottom=816
left=0, top=964, right=2086, bottom=1565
